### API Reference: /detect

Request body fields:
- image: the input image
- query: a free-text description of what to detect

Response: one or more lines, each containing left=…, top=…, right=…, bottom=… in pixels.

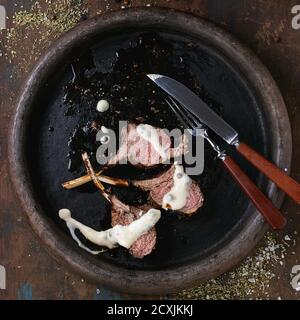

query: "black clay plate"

left=25, top=30, right=268, bottom=270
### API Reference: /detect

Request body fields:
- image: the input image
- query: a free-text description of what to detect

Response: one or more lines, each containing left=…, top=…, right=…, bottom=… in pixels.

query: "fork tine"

left=165, top=99, right=191, bottom=129
left=170, top=97, right=202, bottom=128
left=166, top=97, right=198, bottom=130
left=168, top=96, right=203, bottom=129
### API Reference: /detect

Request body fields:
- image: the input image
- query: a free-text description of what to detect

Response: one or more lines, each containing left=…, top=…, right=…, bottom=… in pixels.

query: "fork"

left=166, top=97, right=287, bottom=230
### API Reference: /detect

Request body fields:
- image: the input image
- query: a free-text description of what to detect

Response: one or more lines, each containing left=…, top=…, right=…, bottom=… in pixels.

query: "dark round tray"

left=9, top=8, right=292, bottom=295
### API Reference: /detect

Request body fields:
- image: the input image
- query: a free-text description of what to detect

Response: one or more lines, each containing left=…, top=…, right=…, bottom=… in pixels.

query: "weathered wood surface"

left=0, top=0, right=300, bottom=299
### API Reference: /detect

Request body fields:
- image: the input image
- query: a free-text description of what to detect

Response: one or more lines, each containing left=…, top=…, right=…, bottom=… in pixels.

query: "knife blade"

left=148, top=73, right=300, bottom=205
left=147, top=74, right=239, bottom=145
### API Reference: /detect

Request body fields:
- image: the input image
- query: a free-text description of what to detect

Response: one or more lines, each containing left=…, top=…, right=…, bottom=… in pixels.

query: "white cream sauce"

left=136, top=124, right=168, bottom=160
left=59, top=208, right=161, bottom=254
left=162, top=163, right=192, bottom=210
left=96, top=99, right=109, bottom=112
left=100, top=126, right=110, bottom=144
left=100, top=136, right=110, bottom=144
left=101, top=125, right=110, bottom=134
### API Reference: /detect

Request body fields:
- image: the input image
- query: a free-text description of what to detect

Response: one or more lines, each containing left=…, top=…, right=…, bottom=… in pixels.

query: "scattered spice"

left=2, top=0, right=87, bottom=73
left=169, top=233, right=295, bottom=300
left=255, top=19, right=285, bottom=46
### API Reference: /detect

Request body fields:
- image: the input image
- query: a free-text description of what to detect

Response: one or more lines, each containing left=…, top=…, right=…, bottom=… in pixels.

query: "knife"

left=148, top=74, right=300, bottom=204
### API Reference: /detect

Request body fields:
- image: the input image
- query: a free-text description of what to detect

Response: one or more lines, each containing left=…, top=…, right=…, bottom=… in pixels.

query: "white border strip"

left=0, top=5, right=6, bottom=30
left=0, top=265, right=6, bottom=290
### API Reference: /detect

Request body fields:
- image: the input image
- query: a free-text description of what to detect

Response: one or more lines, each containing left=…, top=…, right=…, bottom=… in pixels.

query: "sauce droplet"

left=96, top=99, right=110, bottom=112
left=100, top=135, right=110, bottom=144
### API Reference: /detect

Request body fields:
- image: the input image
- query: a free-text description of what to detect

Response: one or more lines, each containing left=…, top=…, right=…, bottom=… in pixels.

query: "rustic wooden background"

left=0, top=0, right=300, bottom=300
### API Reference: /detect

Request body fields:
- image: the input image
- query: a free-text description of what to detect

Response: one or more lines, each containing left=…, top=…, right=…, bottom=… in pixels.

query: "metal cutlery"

left=165, top=97, right=286, bottom=229
left=148, top=74, right=300, bottom=205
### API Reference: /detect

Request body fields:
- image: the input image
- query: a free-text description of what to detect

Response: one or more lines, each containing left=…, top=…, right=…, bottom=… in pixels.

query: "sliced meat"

left=106, top=123, right=188, bottom=167
left=133, top=166, right=204, bottom=215
left=110, top=195, right=157, bottom=258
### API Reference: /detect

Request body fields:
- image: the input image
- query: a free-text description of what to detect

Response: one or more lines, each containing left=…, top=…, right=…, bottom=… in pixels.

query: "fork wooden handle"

left=236, top=142, right=300, bottom=204
left=223, top=155, right=286, bottom=229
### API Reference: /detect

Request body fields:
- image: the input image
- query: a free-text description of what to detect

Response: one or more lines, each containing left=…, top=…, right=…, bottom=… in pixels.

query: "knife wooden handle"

left=236, top=142, right=300, bottom=204
left=223, top=155, right=286, bottom=229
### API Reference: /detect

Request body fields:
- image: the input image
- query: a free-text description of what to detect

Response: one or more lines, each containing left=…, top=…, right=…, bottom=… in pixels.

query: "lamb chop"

left=67, top=152, right=160, bottom=259
left=105, top=123, right=188, bottom=167
left=110, top=195, right=158, bottom=258
left=59, top=203, right=160, bottom=259
left=133, top=165, right=204, bottom=215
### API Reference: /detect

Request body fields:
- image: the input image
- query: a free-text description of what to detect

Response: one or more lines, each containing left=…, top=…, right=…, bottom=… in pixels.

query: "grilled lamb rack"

left=81, top=152, right=158, bottom=258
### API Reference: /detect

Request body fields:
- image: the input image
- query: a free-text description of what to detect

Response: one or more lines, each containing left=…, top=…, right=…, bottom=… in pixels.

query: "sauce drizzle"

left=59, top=208, right=161, bottom=254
